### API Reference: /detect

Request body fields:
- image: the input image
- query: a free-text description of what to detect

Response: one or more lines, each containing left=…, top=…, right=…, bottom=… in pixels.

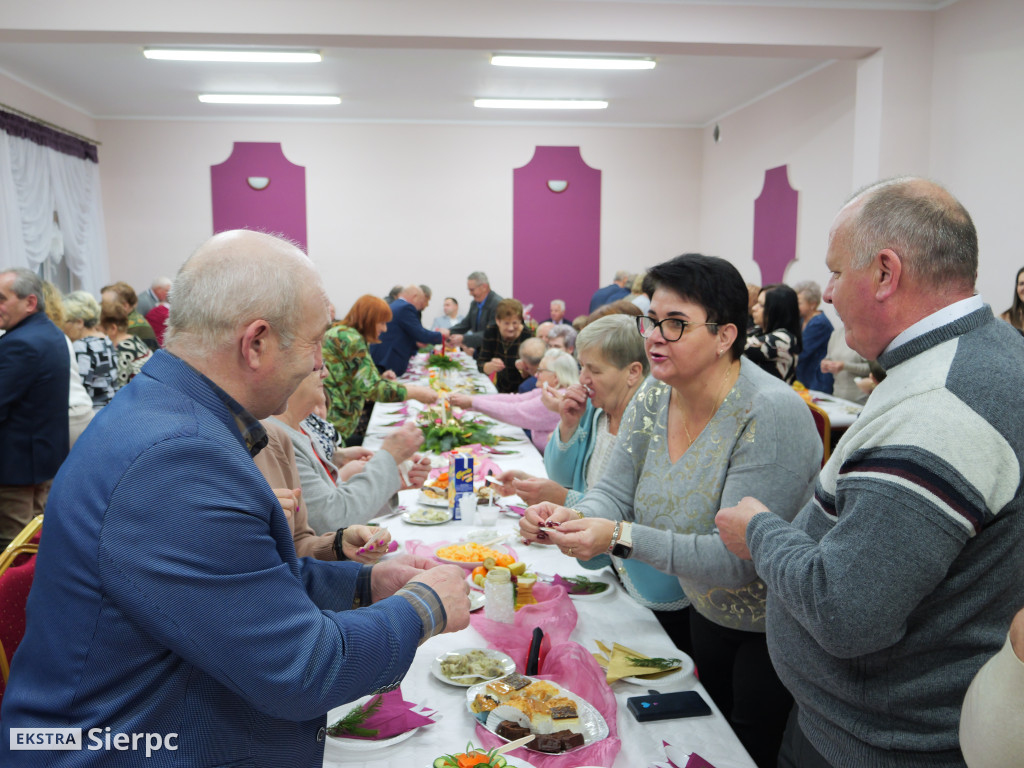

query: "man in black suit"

left=449, top=271, right=502, bottom=355
left=0, top=268, right=70, bottom=548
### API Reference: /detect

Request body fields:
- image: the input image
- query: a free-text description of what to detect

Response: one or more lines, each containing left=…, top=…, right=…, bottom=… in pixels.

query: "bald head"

left=840, top=177, right=977, bottom=294
left=401, top=285, right=427, bottom=311
left=165, top=230, right=326, bottom=357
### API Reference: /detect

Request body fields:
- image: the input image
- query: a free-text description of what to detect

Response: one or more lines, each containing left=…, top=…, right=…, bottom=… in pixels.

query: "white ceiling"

left=0, top=0, right=954, bottom=128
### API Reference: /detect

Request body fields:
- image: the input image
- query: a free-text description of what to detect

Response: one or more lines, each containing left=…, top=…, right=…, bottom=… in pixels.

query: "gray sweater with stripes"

left=749, top=306, right=1024, bottom=768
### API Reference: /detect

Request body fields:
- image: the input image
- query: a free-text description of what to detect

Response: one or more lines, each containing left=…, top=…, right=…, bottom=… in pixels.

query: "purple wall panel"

left=513, top=147, right=601, bottom=322
left=752, top=165, right=799, bottom=285
left=210, top=142, right=307, bottom=251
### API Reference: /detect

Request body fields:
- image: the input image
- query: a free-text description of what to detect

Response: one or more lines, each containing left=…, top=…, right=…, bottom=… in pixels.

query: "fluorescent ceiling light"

left=491, top=55, right=654, bottom=71
left=474, top=98, right=608, bottom=110
left=145, top=48, right=321, bottom=63
left=198, top=94, right=340, bottom=105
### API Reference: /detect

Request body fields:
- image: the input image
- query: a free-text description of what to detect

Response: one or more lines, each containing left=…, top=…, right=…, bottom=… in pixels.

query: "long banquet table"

left=321, top=354, right=757, bottom=768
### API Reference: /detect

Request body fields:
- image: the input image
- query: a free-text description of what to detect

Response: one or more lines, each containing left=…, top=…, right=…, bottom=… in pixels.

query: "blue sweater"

left=0, top=351, right=424, bottom=767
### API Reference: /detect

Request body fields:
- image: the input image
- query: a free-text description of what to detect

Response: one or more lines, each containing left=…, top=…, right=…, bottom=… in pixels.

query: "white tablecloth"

left=322, top=353, right=756, bottom=768
left=808, top=389, right=863, bottom=429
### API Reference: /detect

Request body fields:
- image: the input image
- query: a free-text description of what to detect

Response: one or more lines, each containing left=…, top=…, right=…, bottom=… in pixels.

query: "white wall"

left=931, top=0, right=1024, bottom=312
left=697, top=61, right=858, bottom=304
left=95, top=119, right=702, bottom=317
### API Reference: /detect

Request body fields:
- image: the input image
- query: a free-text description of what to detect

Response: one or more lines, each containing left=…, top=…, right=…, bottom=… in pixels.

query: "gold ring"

left=567, top=547, right=575, bottom=557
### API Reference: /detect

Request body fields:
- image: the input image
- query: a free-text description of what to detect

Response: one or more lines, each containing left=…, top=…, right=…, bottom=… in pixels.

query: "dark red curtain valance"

left=0, top=109, right=98, bottom=162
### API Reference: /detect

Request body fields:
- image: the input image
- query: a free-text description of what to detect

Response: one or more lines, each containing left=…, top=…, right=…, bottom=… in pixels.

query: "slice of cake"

left=495, top=720, right=531, bottom=741
left=548, top=699, right=580, bottom=734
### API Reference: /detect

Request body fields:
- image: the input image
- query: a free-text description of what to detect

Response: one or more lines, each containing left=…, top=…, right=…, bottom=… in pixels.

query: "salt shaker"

left=484, top=567, right=515, bottom=624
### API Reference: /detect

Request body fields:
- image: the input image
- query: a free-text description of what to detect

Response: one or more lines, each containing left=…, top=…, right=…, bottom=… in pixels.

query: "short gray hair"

left=152, top=276, right=173, bottom=290
left=547, top=324, right=577, bottom=350
left=543, top=348, right=580, bottom=388
left=1, top=268, right=45, bottom=313
left=518, top=337, right=546, bottom=367
left=63, top=290, right=100, bottom=327
left=576, top=314, right=649, bottom=376
left=165, top=231, right=326, bottom=357
left=845, top=177, right=977, bottom=291
left=467, top=271, right=489, bottom=285
left=793, top=280, right=822, bottom=306
left=419, top=284, right=432, bottom=301
left=550, top=299, right=565, bottom=311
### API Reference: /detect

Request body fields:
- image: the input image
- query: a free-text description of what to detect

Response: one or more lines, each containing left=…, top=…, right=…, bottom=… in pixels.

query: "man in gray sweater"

left=717, top=178, right=1024, bottom=768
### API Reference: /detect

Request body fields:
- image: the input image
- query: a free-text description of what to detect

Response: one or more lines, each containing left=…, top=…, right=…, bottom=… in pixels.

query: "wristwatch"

left=610, top=521, right=633, bottom=559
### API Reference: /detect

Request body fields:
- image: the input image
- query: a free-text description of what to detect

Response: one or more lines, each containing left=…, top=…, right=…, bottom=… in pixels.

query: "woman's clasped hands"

left=519, top=502, right=617, bottom=561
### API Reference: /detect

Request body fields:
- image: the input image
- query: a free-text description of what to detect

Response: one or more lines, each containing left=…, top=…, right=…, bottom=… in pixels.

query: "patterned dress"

left=743, top=328, right=799, bottom=383
left=74, top=334, right=119, bottom=409
left=322, top=324, right=408, bottom=441
left=114, top=335, right=153, bottom=388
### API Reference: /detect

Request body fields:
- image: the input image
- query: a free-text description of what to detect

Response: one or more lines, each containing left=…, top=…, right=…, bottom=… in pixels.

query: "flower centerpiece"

left=417, top=403, right=497, bottom=453
left=426, top=352, right=463, bottom=372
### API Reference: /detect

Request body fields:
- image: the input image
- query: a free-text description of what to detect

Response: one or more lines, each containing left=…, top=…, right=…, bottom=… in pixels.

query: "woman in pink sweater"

left=449, top=348, right=578, bottom=453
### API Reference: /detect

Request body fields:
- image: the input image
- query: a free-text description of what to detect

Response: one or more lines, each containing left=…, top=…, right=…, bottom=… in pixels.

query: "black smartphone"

left=627, top=690, right=713, bottom=722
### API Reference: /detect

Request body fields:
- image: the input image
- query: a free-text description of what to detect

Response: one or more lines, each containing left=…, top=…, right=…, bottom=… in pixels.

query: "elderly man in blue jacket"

left=0, top=268, right=69, bottom=550
left=370, top=284, right=447, bottom=377
left=0, top=232, right=470, bottom=767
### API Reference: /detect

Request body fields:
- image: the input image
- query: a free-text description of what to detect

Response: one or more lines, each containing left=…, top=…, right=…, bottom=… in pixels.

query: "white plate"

left=619, top=650, right=696, bottom=688
left=324, top=694, right=422, bottom=755
left=561, top=574, right=615, bottom=601
left=466, top=678, right=609, bottom=754
left=469, top=591, right=485, bottom=612
left=402, top=508, right=453, bottom=525
left=418, top=491, right=450, bottom=507
left=432, top=647, right=516, bottom=687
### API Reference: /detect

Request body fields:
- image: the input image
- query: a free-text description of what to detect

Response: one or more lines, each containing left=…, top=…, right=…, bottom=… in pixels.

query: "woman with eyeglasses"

left=520, top=253, right=821, bottom=768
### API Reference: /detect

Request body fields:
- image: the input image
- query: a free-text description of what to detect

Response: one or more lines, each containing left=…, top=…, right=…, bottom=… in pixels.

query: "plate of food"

left=429, top=744, right=538, bottom=768
left=435, top=542, right=516, bottom=568
left=466, top=673, right=608, bottom=754
left=432, top=648, right=516, bottom=687
left=418, top=486, right=450, bottom=507
left=552, top=573, right=615, bottom=600
left=402, top=507, right=453, bottom=525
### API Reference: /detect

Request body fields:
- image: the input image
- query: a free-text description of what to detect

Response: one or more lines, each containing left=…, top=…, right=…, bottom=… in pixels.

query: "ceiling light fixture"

left=474, top=98, right=608, bottom=110
left=198, top=94, right=341, bottom=105
left=145, top=49, right=322, bottom=63
left=490, top=55, right=654, bottom=71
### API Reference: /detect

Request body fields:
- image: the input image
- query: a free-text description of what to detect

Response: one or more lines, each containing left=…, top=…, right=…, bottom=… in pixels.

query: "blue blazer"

left=0, top=311, right=69, bottom=485
left=370, top=298, right=442, bottom=376
left=0, top=351, right=423, bottom=767
left=589, top=284, right=630, bottom=313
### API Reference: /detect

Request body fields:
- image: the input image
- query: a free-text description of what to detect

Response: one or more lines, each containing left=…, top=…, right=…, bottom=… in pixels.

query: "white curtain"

left=0, top=129, right=108, bottom=294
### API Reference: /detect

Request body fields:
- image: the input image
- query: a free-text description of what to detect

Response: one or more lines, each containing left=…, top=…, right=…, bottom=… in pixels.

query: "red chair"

left=807, top=401, right=832, bottom=467
left=0, top=515, right=43, bottom=708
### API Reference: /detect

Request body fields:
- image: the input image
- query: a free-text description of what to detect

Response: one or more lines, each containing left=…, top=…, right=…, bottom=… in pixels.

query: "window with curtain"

left=0, top=109, right=109, bottom=295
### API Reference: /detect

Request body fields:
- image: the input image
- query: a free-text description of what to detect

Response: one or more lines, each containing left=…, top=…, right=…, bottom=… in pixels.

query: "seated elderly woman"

left=255, top=423, right=393, bottom=564
left=477, top=298, right=534, bottom=393
left=520, top=254, right=821, bottom=768
left=259, top=366, right=430, bottom=533
left=499, top=315, right=693, bottom=652
left=63, top=290, right=120, bottom=410
left=546, top=324, right=577, bottom=353
left=450, top=349, right=578, bottom=453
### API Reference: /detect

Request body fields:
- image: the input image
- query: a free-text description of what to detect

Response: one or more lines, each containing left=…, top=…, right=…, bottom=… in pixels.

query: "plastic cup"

left=476, top=501, right=498, bottom=527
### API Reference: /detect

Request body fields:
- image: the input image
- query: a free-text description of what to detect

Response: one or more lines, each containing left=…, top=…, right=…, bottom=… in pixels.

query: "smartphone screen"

left=626, top=690, right=713, bottom=722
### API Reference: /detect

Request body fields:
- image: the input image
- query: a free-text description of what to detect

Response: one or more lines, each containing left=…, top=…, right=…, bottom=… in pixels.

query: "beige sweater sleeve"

left=960, top=633, right=1024, bottom=767
left=253, top=420, right=338, bottom=562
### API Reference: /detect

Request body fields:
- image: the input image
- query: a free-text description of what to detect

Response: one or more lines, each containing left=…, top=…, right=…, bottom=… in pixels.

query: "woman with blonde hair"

left=42, top=282, right=94, bottom=446
left=322, top=294, right=438, bottom=445
left=63, top=290, right=119, bottom=410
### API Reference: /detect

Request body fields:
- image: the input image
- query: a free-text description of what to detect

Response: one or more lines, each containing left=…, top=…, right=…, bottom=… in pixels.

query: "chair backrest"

left=0, top=553, right=37, bottom=700
left=0, top=515, right=43, bottom=576
left=807, top=401, right=831, bottom=467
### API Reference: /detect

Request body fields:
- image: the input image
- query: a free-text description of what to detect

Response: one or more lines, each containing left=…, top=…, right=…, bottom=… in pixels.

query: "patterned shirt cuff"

left=353, top=565, right=373, bottom=608
left=395, top=582, right=448, bottom=643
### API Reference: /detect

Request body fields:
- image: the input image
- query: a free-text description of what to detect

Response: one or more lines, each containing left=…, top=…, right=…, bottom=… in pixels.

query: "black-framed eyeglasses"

left=635, top=315, right=718, bottom=342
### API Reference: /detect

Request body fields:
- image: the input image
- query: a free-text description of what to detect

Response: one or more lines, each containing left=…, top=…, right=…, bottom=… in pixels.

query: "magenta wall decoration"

left=210, top=142, right=307, bottom=251
left=513, top=146, right=601, bottom=322
left=752, top=165, right=799, bottom=286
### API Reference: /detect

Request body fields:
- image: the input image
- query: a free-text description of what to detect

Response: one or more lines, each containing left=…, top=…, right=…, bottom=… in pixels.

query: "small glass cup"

left=476, top=501, right=498, bottom=527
